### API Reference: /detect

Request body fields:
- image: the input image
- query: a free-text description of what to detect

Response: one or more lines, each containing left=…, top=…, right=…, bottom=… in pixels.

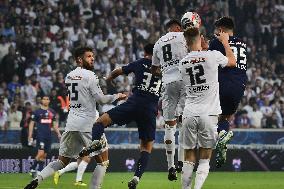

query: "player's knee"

left=98, top=160, right=109, bottom=168
left=196, top=159, right=210, bottom=174
left=97, top=113, right=112, bottom=126
left=82, top=156, right=91, bottom=163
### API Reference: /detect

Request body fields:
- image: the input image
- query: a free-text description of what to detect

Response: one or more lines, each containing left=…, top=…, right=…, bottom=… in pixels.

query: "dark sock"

left=217, top=120, right=230, bottom=133
left=134, top=151, right=150, bottom=178
left=38, top=160, right=45, bottom=171
left=30, top=160, right=39, bottom=170
left=92, top=122, right=105, bottom=140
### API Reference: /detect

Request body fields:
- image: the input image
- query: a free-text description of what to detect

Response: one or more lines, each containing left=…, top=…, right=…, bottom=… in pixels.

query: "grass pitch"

left=0, top=172, right=283, bottom=189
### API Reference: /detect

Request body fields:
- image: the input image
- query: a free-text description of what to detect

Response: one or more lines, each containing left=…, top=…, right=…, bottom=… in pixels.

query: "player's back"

left=179, top=50, right=228, bottom=116
left=123, top=58, right=161, bottom=103
left=209, top=36, right=247, bottom=84
left=65, top=67, right=98, bottom=132
left=153, top=32, right=187, bottom=84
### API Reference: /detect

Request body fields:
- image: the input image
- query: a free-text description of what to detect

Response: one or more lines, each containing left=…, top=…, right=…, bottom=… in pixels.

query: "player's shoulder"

left=209, top=37, right=222, bottom=46
left=157, top=32, right=184, bottom=43
left=180, top=53, right=192, bottom=64
left=66, top=67, right=97, bottom=81
left=230, top=36, right=247, bottom=48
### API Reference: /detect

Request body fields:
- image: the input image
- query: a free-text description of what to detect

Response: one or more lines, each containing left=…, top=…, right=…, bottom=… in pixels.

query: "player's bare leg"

left=216, top=115, right=234, bottom=168
left=25, top=156, right=70, bottom=189
left=128, top=140, right=153, bottom=189
left=164, top=119, right=177, bottom=181
left=90, top=151, right=109, bottom=189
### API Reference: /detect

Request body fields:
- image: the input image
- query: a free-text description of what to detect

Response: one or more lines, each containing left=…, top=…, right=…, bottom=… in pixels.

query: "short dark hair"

left=165, top=19, right=182, bottom=30
left=73, top=47, right=93, bottom=59
left=214, top=17, right=234, bottom=30
left=183, top=27, right=200, bottom=45
left=144, top=43, right=154, bottom=55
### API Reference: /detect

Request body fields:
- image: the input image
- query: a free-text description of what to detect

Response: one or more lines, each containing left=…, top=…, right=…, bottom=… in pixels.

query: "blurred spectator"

left=20, top=102, right=32, bottom=147
left=7, top=103, right=22, bottom=129
left=20, top=78, right=37, bottom=105
left=7, top=74, right=21, bottom=102
left=0, top=101, right=8, bottom=130
left=0, top=0, right=282, bottom=130
left=235, top=110, right=252, bottom=128
left=248, top=103, right=263, bottom=128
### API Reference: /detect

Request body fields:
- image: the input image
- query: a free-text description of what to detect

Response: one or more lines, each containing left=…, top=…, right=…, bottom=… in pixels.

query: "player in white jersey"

left=179, top=27, right=236, bottom=189
left=53, top=110, right=100, bottom=186
left=24, top=47, right=127, bottom=189
left=152, top=19, right=188, bottom=180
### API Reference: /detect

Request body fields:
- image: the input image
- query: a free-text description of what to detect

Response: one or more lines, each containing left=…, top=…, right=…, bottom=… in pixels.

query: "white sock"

left=90, top=164, right=107, bottom=189
left=58, top=162, right=78, bottom=175
left=182, top=161, right=195, bottom=189
left=194, top=159, right=210, bottom=189
left=165, top=124, right=176, bottom=169
left=37, top=160, right=65, bottom=184
left=76, top=160, right=88, bottom=182
left=178, top=144, right=184, bottom=162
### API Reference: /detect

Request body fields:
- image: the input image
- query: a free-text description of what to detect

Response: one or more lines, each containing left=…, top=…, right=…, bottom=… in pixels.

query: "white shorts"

left=162, top=81, right=186, bottom=121
left=59, top=131, right=108, bottom=158
left=180, top=115, right=218, bottom=149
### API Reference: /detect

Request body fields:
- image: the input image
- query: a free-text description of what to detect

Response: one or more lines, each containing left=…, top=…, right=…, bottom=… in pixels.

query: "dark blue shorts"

left=107, top=96, right=158, bottom=141
left=36, top=136, right=51, bottom=153
left=219, top=79, right=245, bottom=115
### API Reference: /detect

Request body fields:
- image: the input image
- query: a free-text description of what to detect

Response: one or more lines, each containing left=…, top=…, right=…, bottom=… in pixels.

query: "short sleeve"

left=209, top=39, right=225, bottom=55
left=214, top=51, right=228, bottom=68
left=89, top=74, right=103, bottom=97
left=152, top=42, right=160, bottom=67
left=31, top=111, right=37, bottom=122
left=122, top=61, right=137, bottom=75
left=89, top=73, right=117, bottom=104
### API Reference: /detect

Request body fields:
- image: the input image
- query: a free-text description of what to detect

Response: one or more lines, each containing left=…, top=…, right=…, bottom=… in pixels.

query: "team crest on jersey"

left=67, top=76, right=83, bottom=80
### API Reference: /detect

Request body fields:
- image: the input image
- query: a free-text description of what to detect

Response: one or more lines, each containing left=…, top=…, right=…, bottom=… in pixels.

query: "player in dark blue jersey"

left=209, top=17, right=247, bottom=168
left=28, top=95, right=61, bottom=177
left=79, top=43, right=161, bottom=189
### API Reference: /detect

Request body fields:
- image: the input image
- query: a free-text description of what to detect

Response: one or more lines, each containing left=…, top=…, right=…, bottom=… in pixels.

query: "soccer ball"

left=181, top=12, right=201, bottom=29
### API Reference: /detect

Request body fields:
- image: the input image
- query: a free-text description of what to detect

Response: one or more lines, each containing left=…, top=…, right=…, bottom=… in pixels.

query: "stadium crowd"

left=0, top=0, right=283, bottom=133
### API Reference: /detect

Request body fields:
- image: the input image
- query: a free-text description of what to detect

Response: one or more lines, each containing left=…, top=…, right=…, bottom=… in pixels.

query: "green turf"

left=0, top=172, right=284, bottom=189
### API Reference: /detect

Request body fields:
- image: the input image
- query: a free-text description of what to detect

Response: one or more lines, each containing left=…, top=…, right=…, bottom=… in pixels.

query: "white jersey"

left=152, top=32, right=188, bottom=84
left=65, top=67, right=117, bottom=132
left=179, top=50, right=228, bottom=116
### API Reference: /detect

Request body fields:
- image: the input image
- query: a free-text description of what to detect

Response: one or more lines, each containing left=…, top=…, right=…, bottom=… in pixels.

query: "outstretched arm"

left=106, top=68, right=124, bottom=82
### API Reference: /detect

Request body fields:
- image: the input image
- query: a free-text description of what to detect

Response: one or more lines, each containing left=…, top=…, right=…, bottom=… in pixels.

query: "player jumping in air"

left=151, top=19, right=188, bottom=180
left=24, top=47, right=126, bottom=189
left=79, top=43, right=162, bottom=189
left=179, top=27, right=236, bottom=189
left=209, top=17, right=247, bottom=168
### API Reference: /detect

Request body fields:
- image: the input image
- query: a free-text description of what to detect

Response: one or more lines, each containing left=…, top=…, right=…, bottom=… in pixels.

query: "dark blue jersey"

left=209, top=36, right=248, bottom=84
left=31, top=108, right=56, bottom=138
left=122, top=58, right=162, bottom=102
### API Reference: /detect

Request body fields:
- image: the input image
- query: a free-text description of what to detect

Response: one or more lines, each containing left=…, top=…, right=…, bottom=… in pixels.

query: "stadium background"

left=0, top=0, right=284, bottom=188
